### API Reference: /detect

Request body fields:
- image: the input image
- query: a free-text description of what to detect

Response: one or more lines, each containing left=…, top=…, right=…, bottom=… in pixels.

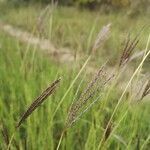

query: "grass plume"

left=92, top=23, right=111, bottom=53
left=119, top=33, right=140, bottom=68
left=16, top=78, right=61, bottom=128
left=65, top=65, right=114, bottom=128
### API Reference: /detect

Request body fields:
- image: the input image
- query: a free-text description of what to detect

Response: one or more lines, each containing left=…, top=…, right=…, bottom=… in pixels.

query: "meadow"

left=0, top=2, right=150, bottom=150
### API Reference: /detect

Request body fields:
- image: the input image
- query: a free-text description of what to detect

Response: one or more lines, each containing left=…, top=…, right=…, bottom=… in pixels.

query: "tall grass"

left=0, top=3, right=150, bottom=150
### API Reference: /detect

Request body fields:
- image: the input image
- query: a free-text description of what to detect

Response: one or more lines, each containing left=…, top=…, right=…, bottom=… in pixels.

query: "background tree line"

left=7, top=0, right=150, bottom=15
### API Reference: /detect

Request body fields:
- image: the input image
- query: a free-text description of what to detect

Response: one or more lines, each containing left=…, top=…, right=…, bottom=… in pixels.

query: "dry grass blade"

left=119, top=33, right=140, bottom=67
left=16, top=78, right=61, bottom=128
left=66, top=65, right=114, bottom=128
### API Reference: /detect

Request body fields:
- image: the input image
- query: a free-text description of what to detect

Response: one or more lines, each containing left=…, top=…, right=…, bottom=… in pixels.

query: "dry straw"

left=16, top=78, right=61, bottom=128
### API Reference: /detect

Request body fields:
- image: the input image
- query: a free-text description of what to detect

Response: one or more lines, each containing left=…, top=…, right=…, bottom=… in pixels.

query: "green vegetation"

left=0, top=1, right=150, bottom=150
left=0, top=3, right=149, bottom=65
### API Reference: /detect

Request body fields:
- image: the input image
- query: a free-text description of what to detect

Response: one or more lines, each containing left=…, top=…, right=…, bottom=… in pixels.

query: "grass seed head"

left=92, top=23, right=111, bottom=53
left=66, top=65, right=114, bottom=128
left=16, top=78, right=61, bottom=128
left=119, top=33, right=139, bottom=68
left=141, top=79, right=150, bottom=100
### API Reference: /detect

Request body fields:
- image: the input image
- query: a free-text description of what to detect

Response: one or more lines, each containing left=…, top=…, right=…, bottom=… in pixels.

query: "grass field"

left=0, top=2, right=150, bottom=150
left=0, top=3, right=149, bottom=64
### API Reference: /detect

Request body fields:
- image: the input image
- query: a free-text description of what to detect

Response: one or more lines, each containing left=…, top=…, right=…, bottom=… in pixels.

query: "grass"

left=0, top=30, right=83, bottom=149
left=0, top=3, right=149, bottom=66
left=0, top=2, right=150, bottom=150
